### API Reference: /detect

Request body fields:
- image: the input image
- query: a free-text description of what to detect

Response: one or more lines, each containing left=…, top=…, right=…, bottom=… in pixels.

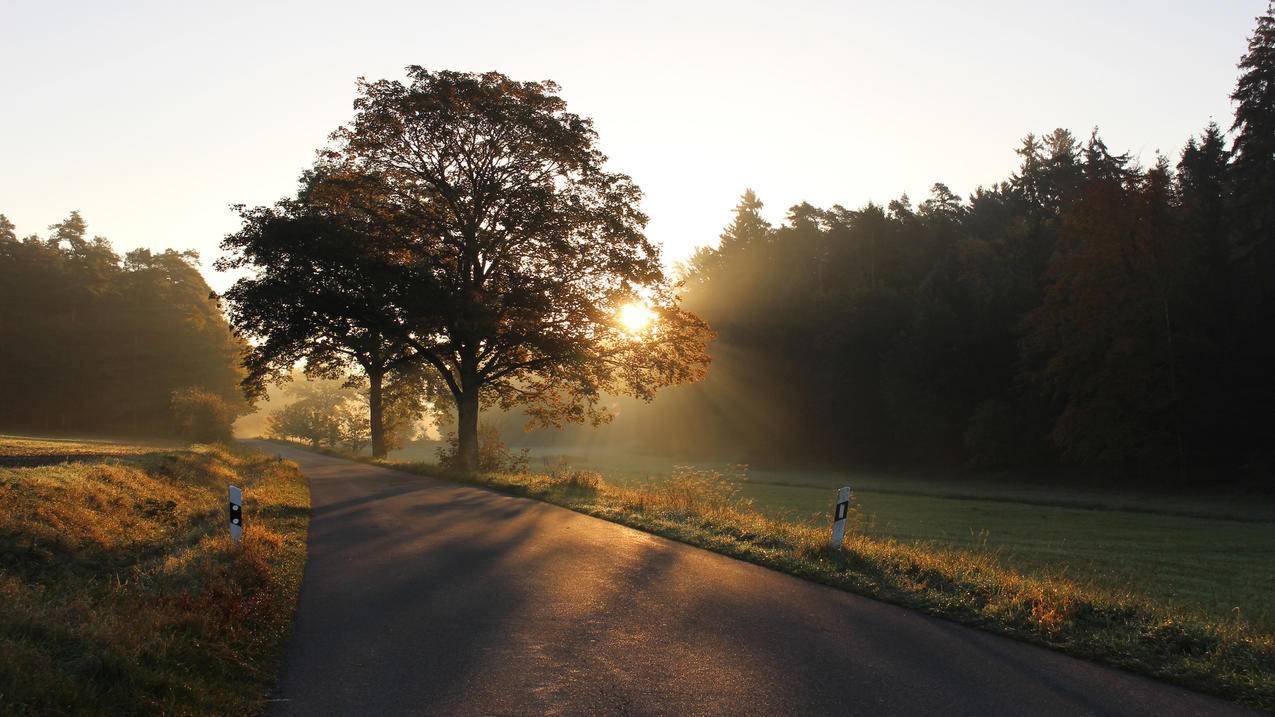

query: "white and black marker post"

left=830, top=486, right=851, bottom=549
left=228, top=485, right=243, bottom=544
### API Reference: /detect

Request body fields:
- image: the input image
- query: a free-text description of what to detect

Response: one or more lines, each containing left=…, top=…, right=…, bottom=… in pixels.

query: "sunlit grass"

left=0, top=434, right=178, bottom=459
left=0, top=441, right=309, bottom=715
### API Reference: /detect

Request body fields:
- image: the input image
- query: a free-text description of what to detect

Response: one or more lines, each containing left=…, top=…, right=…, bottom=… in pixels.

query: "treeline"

left=0, top=212, right=247, bottom=437
left=513, top=8, right=1273, bottom=482
left=623, top=9, right=1275, bottom=481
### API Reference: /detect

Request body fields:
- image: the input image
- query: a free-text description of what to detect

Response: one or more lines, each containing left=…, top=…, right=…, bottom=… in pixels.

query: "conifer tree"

left=1230, top=2, right=1275, bottom=283
left=717, top=189, right=772, bottom=257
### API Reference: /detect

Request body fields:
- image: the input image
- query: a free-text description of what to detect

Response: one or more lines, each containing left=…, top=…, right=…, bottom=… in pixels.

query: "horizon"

left=2, top=1, right=1265, bottom=292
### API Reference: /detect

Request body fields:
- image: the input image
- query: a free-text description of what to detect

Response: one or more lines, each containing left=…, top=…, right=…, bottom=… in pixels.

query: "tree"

left=219, top=207, right=418, bottom=458
left=717, top=189, right=772, bottom=257
left=0, top=212, right=247, bottom=436
left=170, top=387, right=234, bottom=443
left=267, top=381, right=351, bottom=448
left=1230, top=2, right=1275, bottom=288
left=1228, top=3, right=1275, bottom=462
left=0, top=214, right=15, bottom=244
left=1021, top=155, right=1199, bottom=472
left=337, top=401, right=372, bottom=452
left=286, top=68, right=713, bottom=471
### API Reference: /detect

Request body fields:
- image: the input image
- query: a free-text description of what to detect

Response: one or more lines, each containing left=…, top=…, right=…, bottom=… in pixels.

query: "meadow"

left=0, top=436, right=309, bottom=715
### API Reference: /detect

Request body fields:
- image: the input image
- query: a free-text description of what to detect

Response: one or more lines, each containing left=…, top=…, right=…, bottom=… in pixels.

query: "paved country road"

left=258, top=441, right=1256, bottom=717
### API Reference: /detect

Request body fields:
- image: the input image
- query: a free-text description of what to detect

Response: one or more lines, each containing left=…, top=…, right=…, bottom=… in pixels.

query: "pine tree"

left=0, top=214, right=15, bottom=244
left=1227, top=3, right=1275, bottom=469
left=1230, top=2, right=1275, bottom=283
left=717, top=188, right=772, bottom=256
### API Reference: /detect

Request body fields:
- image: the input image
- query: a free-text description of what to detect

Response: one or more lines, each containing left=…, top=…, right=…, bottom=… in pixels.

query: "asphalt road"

left=260, top=442, right=1255, bottom=717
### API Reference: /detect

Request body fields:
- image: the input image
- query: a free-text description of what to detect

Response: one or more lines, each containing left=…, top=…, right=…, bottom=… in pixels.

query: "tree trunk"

left=456, top=389, right=480, bottom=473
left=369, top=369, right=386, bottom=459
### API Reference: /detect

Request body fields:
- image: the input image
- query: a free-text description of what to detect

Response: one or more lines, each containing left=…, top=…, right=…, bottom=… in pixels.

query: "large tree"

left=225, top=68, right=712, bottom=471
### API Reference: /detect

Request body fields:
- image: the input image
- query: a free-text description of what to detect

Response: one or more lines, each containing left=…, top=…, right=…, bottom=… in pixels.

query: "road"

left=260, top=442, right=1255, bottom=716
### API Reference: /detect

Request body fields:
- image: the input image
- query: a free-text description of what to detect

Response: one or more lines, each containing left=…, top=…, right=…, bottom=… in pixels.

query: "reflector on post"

left=830, top=486, right=850, bottom=549
left=229, top=485, right=243, bottom=544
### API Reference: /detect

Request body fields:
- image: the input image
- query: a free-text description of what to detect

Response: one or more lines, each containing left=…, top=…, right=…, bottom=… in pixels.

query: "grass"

left=0, top=438, right=310, bottom=716
left=0, top=434, right=181, bottom=462
left=740, top=481, right=1275, bottom=632
left=307, top=440, right=1275, bottom=711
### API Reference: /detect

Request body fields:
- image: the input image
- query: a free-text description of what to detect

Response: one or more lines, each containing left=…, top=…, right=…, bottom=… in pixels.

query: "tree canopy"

left=0, top=212, right=248, bottom=436
left=221, top=68, right=712, bottom=469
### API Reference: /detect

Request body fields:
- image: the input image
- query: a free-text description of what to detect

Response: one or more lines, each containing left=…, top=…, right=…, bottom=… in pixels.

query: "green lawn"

left=394, top=441, right=1275, bottom=632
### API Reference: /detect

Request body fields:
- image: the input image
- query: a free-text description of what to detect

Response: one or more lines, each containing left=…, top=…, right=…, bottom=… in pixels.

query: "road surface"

left=260, top=442, right=1255, bottom=716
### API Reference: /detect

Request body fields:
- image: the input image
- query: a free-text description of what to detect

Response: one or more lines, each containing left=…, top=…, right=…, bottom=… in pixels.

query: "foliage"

left=600, top=7, right=1275, bottom=481
left=1227, top=3, right=1275, bottom=470
left=0, top=441, right=309, bottom=715
left=170, top=387, right=235, bottom=443
left=266, top=381, right=351, bottom=448
left=0, top=213, right=249, bottom=437
left=220, top=67, right=714, bottom=471
left=264, top=377, right=424, bottom=455
left=436, top=421, right=528, bottom=472
left=217, top=207, right=419, bottom=458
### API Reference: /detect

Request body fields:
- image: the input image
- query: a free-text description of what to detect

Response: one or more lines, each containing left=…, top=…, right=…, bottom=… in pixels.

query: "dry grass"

left=0, top=442, right=309, bottom=716
left=0, top=434, right=176, bottom=460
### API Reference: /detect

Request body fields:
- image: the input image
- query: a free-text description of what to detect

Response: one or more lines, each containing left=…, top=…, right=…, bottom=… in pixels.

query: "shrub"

left=436, top=421, right=529, bottom=472
left=170, top=387, right=234, bottom=443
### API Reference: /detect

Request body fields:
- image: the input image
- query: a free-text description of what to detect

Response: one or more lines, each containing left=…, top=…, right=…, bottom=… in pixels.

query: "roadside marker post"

left=229, top=485, right=243, bottom=544
left=830, top=486, right=851, bottom=549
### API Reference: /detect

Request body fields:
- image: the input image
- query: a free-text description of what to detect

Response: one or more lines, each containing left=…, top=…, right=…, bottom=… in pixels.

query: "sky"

left=1, top=1, right=1265, bottom=293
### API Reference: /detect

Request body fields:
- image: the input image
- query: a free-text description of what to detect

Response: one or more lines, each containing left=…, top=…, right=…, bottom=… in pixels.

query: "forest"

left=624, top=126, right=1248, bottom=478
left=0, top=212, right=246, bottom=437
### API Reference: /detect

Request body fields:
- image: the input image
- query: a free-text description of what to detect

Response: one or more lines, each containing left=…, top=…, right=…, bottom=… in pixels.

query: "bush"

left=436, top=421, right=529, bottom=472
left=170, top=387, right=234, bottom=443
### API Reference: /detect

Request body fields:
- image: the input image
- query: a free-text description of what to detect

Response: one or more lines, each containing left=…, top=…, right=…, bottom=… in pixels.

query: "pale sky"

left=1, top=1, right=1264, bottom=293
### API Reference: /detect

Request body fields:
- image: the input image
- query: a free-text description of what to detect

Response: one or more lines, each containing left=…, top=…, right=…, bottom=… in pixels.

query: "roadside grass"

left=294, top=440, right=1275, bottom=711
left=739, top=481, right=1275, bottom=634
left=0, top=440, right=309, bottom=716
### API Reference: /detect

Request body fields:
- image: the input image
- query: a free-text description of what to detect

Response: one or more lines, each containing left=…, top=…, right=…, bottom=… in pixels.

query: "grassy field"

left=0, top=437, right=310, bottom=715
left=369, top=438, right=1275, bottom=709
left=0, top=434, right=182, bottom=462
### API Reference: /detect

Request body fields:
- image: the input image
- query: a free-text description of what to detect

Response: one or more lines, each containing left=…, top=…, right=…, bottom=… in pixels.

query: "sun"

left=617, top=301, right=655, bottom=334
